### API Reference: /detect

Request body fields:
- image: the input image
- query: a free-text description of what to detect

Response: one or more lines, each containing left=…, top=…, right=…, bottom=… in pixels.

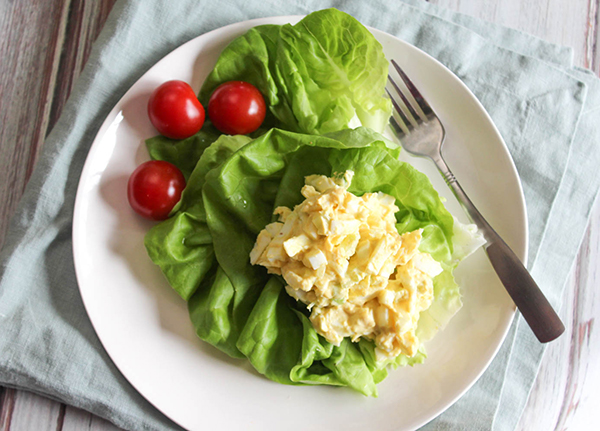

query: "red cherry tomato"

left=208, top=81, right=266, bottom=135
left=148, top=80, right=205, bottom=139
left=127, top=161, right=186, bottom=220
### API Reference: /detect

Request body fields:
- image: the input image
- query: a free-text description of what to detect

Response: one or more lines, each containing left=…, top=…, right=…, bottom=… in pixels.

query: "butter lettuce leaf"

left=145, top=127, right=462, bottom=396
left=145, top=126, right=221, bottom=179
left=144, top=134, right=252, bottom=301
left=199, top=9, right=391, bottom=135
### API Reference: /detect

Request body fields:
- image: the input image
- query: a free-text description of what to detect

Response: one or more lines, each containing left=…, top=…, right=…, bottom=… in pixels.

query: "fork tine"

left=384, top=87, right=412, bottom=134
left=388, top=114, right=406, bottom=138
left=387, top=75, right=420, bottom=123
left=391, top=59, right=434, bottom=119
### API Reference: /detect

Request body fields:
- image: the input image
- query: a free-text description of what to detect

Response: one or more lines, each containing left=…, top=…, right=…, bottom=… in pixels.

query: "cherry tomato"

left=148, top=80, right=205, bottom=139
left=208, top=81, right=266, bottom=135
left=127, top=161, right=186, bottom=220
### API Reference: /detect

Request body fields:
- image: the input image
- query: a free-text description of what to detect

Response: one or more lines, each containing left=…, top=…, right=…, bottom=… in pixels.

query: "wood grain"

left=0, top=389, right=15, bottom=431
left=585, top=0, right=600, bottom=71
left=6, top=392, right=61, bottom=431
left=0, top=0, right=598, bottom=430
left=61, top=406, right=120, bottom=431
left=0, top=0, right=69, bottom=249
left=49, top=0, right=117, bottom=130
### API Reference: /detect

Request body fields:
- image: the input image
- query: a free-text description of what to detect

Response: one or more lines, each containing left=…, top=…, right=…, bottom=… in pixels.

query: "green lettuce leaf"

left=417, top=264, right=463, bottom=343
left=199, top=8, right=391, bottom=135
left=198, top=128, right=455, bottom=395
left=145, top=127, right=463, bottom=396
left=145, top=125, right=221, bottom=179
left=144, top=134, right=252, bottom=301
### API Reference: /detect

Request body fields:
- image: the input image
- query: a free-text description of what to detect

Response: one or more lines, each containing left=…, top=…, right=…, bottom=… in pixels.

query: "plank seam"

left=594, top=0, right=600, bottom=73
left=0, top=389, right=16, bottom=431
left=47, top=0, right=84, bottom=130
left=23, top=0, right=73, bottom=183
left=47, top=0, right=118, bottom=133
left=584, top=0, right=599, bottom=70
left=55, top=404, right=66, bottom=431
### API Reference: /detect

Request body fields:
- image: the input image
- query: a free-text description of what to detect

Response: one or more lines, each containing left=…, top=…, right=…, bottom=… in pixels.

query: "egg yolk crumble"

left=250, top=171, right=443, bottom=360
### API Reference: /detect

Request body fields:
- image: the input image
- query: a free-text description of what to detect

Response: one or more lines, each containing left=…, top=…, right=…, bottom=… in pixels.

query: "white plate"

left=73, top=16, right=526, bottom=431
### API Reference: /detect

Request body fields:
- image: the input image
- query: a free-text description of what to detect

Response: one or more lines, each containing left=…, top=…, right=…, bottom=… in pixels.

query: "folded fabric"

left=0, top=0, right=598, bottom=430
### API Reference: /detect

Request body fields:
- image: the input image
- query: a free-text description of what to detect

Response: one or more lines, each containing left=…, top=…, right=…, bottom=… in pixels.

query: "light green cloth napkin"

left=0, top=0, right=598, bottom=430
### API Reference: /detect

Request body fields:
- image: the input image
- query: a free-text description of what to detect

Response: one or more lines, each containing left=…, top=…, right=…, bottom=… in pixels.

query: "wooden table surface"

left=0, top=1, right=598, bottom=430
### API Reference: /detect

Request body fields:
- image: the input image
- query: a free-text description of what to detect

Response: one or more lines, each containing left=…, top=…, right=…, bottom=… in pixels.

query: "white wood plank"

left=60, top=406, right=92, bottom=431
left=7, top=391, right=61, bottom=431
left=89, top=417, right=123, bottom=431
left=62, top=406, right=123, bottom=431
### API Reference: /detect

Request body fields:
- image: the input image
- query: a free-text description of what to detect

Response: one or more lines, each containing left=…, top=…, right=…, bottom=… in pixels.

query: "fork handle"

left=432, top=156, right=565, bottom=343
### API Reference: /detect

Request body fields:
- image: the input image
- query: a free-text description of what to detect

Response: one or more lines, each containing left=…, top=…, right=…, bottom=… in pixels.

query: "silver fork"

left=386, top=59, right=564, bottom=343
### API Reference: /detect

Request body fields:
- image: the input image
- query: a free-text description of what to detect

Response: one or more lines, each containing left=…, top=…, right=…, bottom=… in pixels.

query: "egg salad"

left=250, top=171, right=443, bottom=360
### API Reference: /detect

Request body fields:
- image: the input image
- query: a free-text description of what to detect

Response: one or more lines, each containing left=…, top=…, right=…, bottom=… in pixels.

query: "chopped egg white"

left=249, top=171, right=443, bottom=360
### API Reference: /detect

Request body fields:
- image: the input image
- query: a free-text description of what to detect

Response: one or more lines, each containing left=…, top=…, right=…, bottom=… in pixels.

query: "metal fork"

left=386, top=59, right=564, bottom=343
